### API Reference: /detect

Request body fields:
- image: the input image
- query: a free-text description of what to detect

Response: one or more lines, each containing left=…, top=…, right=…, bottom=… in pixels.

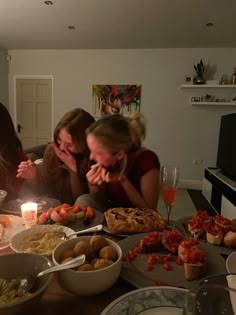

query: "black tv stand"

left=202, top=168, right=236, bottom=218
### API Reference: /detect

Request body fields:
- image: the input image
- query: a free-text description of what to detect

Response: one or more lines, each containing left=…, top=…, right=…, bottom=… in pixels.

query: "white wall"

left=8, top=48, right=236, bottom=188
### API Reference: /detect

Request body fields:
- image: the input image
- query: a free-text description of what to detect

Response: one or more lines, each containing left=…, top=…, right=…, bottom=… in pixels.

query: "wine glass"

left=160, top=165, right=179, bottom=226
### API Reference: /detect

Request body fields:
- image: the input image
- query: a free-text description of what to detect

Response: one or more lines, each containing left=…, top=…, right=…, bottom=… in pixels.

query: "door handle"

left=17, top=124, right=22, bottom=133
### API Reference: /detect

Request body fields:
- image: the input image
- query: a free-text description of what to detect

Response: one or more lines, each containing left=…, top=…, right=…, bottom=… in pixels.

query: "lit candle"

left=21, top=202, right=38, bottom=228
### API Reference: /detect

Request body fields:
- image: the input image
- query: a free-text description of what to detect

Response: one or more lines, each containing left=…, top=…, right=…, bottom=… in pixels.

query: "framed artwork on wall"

left=92, top=84, right=141, bottom=117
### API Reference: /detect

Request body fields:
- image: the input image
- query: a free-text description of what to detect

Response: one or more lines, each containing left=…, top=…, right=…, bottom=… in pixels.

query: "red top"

left=107, top=150, right=160, bottom=207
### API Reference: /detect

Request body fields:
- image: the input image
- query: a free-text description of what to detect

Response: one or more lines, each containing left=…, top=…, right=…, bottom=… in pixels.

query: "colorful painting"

left=92, top=84, right=141, bottom=117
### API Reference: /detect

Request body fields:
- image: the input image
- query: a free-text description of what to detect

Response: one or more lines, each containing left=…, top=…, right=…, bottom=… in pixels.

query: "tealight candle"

left=21, top=202, right=38, bottom=228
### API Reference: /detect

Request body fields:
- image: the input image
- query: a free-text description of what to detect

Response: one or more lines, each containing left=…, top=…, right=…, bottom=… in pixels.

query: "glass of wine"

left=160, top=165, right=179, bottom=226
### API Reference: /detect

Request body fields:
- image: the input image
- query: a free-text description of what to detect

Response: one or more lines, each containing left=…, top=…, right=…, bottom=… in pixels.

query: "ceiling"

left=0, top=0, right=236, bottom=50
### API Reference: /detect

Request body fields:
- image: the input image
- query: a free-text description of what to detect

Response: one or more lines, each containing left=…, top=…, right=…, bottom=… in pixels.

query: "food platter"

left=174, top=216, right=234, bottom=256
left=60, top=208, right=104, bottom=232
left=102, top=223, right=132, bottom=238
left=101, top=286, right=192, bottom=315
left=118, top=233, right=226, bottom=292
left=0, top=215, right=26, bottom=250
left=2, top=197, right=61, bottom=215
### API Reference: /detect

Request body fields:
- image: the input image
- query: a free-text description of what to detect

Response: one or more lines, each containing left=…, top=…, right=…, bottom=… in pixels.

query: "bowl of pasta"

left=10, top=224, right=75, bottom=257
left=0, top=252, right=53, bottom=315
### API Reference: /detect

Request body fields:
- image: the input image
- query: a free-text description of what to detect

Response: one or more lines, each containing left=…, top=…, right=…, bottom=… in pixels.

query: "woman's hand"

left=86, top=164, right=107, bottom=186
left=52, top=143, right=77, bottom=173
left=102, top=171, right=127, bottom=183
left=16, top=160, right=37, bottom=180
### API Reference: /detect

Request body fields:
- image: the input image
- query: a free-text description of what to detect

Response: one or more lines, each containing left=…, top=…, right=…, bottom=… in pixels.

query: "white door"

left=16, top=79, right=53, bottom=149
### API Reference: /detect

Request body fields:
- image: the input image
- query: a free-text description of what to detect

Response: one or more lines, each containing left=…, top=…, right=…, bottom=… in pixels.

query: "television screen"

left=217, top=112, right=236, bottom=181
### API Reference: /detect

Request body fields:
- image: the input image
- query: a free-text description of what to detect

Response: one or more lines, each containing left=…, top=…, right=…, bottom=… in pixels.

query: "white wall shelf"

left=181, top=84, right=236, bottom=89
left=192, top=101, right=236, bottom=106
left=181, top=84, right=236, bottom=106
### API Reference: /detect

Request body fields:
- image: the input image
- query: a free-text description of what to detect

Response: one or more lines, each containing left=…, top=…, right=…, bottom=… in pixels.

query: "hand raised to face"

left=52, top=143, right=77, bottom=173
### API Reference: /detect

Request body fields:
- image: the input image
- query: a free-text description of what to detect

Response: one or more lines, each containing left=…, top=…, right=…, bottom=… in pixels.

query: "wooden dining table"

left=0, top=232, right=136, bottom=315
left=0, top=215, right=228, bottom=315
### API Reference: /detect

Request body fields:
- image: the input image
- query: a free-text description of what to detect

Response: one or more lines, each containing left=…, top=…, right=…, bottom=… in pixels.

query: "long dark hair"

left=43, top=108, right=95, bottom=178
left=0, top=103, right=23, bottom=187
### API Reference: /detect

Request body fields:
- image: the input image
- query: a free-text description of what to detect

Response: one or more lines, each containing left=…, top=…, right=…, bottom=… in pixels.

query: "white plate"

left=10, top=224, right=75, bottom=256
left=101, top=286, right=193, bottom=315
left=0, top=215, right=26, bottom=250
left=226, top=251, right=236, bottom=273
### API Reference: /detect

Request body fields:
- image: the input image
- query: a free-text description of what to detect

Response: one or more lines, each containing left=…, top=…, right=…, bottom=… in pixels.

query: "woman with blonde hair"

left=76, top=112, right=160, bottom=210
left=17, top=108, right=95, bottom=204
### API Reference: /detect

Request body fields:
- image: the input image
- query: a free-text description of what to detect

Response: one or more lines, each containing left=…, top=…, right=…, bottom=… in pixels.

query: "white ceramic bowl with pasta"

left=10, top=224, right=75, bottom=256
left=0, top=253, right=53, bottom=315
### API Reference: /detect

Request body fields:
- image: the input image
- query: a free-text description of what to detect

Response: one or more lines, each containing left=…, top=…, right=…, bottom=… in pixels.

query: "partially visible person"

left=0, top=103, right=28, bottom=199
left=75, top=113, right=160, bottom=211
left=17, top=108, right=95, bottom=204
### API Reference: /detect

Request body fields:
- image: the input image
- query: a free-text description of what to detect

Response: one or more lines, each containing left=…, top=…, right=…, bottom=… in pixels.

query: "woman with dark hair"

left=0, top=103, right=28, bottom=199
left=17, top=108, right=95, bottom=204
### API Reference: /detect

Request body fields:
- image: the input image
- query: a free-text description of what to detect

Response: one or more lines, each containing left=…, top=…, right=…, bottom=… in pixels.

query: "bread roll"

left=206, top=232, right=224, bottom=245
left=184, top=261, right=207, bottom=281
left=224, top=231, right=236, bottom=248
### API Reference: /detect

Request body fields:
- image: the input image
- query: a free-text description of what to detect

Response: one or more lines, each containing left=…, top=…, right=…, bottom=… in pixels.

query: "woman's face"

left=87, top=134, right=119, bottom=167
left=57, top=128, right=79, bottom=154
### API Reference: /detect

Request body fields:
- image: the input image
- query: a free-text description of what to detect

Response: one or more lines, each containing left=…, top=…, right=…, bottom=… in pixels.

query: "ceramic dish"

left=102, top=223, right=130, bottom=238
left=226, top=251, right=236, bottom=273
left=0, top=215, right=26, bottom=250
left=2, top=197, right=61, bottom=215
left=10, top=224, right=75, bottom=256
left=68, top=208, right=104, bottom=231
left=101, top=286, right=193, bottom=315
left=174, top=216, right=234, bottom=256
left=195, top=273, right=236, bottom=315
left=118, top=233, right=226, bottom=292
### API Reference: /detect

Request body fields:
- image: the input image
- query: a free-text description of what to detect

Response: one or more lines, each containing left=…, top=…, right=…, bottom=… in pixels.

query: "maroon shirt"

left=107, top=150, right=160, bottom=207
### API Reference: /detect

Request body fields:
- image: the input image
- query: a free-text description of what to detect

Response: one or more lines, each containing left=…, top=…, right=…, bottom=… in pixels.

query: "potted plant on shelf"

left=193, top=59, right=205, bottom=84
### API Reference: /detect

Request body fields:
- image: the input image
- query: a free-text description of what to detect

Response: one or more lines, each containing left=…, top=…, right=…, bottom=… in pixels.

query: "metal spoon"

left=59, top=224, right=103, bottom=240
left=18, top=254, right=86, bottom=293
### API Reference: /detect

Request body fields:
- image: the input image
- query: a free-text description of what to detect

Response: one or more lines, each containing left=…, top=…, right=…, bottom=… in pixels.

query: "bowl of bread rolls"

left=52, top=235, right=122, bottom=296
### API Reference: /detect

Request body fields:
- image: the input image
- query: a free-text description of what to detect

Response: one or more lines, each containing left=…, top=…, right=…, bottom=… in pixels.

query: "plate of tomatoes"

left=118, top=231, right=226, bottom=292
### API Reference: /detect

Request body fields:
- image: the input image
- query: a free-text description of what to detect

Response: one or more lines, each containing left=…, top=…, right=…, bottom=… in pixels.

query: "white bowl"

left=0, top=189, right=7, bottom=206
left=226, top=251, right=236, bottom=273
left=0, top=253, right=53, bottom=315
left=10, top=224, right=75, bottom=256
left=52, top=236, right=122, bottom=296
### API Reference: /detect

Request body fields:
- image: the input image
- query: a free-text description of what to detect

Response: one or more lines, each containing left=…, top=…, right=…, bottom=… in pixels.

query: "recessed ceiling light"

left=205, top=22, right=214, bottom=27
left=44, top=1, right=53, bottom=5
left=68, top=25, right=75, bottom=30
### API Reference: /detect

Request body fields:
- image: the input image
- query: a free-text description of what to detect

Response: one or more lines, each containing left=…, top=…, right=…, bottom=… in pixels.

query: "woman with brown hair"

left=17, top=108, right=95, bottom=204
left=0, top=103, right=28, bottom=199
left=76, top=112, right=160, bottom=211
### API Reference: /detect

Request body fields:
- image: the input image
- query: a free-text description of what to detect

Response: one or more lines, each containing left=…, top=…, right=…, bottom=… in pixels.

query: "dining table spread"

left=0, top=231, right=135, bottom=315
left=0, top=202, right=231, bottom=315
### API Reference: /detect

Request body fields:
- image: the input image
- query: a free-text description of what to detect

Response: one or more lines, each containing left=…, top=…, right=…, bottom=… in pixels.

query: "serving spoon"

left=18, top=254, right=86, bottom=293
left=58, top=224, right=103, bottom=240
